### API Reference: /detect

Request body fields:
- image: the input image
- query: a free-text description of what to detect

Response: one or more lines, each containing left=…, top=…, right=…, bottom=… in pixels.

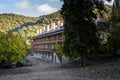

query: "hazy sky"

left=0, top=0, right=63, bottom=17
left=105, top=0, right=114, bottom=5
left=0, top=0, right=114, bottom=17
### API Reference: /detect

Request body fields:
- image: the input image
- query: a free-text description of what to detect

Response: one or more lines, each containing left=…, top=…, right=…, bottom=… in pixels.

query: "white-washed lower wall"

left=32, top=52, right=69, bottom=63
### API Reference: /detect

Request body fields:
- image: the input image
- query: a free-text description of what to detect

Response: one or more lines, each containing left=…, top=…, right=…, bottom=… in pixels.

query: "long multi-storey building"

left=31, top=20, right=67, bottom=63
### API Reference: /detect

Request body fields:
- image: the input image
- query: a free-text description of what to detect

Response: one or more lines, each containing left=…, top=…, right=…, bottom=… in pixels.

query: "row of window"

left=33, top=34, right=62, bottom=42
left=34, top=44, right=54, bottom=50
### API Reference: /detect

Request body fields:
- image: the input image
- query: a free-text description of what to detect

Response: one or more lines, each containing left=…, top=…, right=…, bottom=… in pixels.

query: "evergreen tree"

left=107, top=28, right=120, bottom=57
left=61, top=0, right=111, bottom=65
left=112, top=0, right=120, bottom=22
left=108, top=0, right=120, bottom=56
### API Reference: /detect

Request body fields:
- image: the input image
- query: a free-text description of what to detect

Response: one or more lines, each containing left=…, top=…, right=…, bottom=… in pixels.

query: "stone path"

left=0, top=56, right=120, bottom=80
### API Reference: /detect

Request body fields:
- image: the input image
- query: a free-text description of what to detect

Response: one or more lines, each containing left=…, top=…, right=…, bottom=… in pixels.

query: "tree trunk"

left=112, top=47, right=117, bottom=57
left=80, top=53, right=86, bottom=66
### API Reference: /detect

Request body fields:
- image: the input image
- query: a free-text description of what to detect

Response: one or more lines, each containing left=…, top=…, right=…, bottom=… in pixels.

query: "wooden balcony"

left=32, top=40, right=63, bottom=44
left=32, top=48, right=55, bottom=53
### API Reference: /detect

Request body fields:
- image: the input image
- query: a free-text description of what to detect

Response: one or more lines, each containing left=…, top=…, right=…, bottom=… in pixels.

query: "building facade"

left=31, top=21, right=68, bottom=63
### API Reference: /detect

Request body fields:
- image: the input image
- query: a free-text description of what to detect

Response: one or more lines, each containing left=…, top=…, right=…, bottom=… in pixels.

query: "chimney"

left=60, top=21, right=63, bottom=27
left=43, top=26, right=46, bottom=33
left=37, top=29, right=39, bottom=35
left=51, top=22, right=56, bottom=30
left=40, top=29, right=42, bottom=34
left=57, top=20, right=61, bottom=29
left=42, top=28, right=44, bottom=33
left=47, top=25, right=50, bottom=32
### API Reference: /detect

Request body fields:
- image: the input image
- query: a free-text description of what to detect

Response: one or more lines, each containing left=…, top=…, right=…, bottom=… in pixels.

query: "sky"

left=105, top=0, right=114, bottom=5
left=0, top=0, right=63, bottom=17
left=0, top=0, right=114, bottom=17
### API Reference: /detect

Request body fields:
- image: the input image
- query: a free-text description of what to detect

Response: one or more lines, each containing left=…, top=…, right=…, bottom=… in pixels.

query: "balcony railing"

left=32, top=48, right=55, bottom=52
left=32, top=40, right=63, bottom=44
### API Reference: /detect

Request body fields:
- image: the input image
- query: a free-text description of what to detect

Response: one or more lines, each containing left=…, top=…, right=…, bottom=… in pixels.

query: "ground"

left=0, top=56, right=120, bottom=80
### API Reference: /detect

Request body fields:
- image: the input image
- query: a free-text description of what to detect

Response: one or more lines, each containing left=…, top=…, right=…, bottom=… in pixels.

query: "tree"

left=61, top=0, right=111, bottom=65
left=0, top=31, right=27, bottom=62
left=54, top=43, right=63, bottom=62
left=93, top=4, right=112, bottom=20
left=112, top=0, right=120, bottom=22
left=107, top=27, right=120, bottom=56
left=109, top=0, right=120, bottom=56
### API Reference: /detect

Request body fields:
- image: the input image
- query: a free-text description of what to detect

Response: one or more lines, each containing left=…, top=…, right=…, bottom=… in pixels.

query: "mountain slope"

left=0, top=11, right=62, bottom=39
left=0, top=13, right=39, bottom=32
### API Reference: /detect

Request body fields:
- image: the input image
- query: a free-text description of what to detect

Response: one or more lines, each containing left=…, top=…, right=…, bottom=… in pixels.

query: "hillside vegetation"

left=0, top=11, right=62, bottom=39
left=0, top=13, right=39, bottom=32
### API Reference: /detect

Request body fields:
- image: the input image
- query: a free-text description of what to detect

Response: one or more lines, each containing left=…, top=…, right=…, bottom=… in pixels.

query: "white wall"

left=32, top=52, right=69, bottom=64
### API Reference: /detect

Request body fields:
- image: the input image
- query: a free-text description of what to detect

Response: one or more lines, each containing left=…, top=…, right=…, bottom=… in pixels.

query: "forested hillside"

left=0, top=13, right=39, bottom=32
left=14, top=11, right=62, bottom=39
left=0, top=11, right=62, bottom=39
